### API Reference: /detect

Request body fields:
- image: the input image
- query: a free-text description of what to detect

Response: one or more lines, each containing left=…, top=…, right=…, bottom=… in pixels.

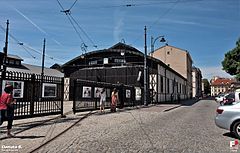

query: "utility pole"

left=41, top=38, right=46, bottom=99
left=144, top=26, right=148, bottom=106
left=2, top=20, right=9, bottom=79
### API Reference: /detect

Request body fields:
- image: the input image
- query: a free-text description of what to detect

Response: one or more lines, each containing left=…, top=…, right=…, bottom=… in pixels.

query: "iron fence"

left=0, top=70, right=64, bottom=119
left=73, top=79, right=143, bottom=113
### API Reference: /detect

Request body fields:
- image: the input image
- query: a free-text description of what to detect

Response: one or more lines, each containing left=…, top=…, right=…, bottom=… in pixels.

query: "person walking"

left=99, top=88, right=106, bottom=113
left=111, top=88, right=118, bottom=112
left=0, top=84, right=16, bottom=137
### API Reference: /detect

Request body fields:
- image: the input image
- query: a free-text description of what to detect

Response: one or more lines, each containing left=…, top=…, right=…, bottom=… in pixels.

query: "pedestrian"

left=111, top=88, right=118, bottom=112
left=0, top=84, right=16, bottom=137
left=99, top=88, right=106, bottom=113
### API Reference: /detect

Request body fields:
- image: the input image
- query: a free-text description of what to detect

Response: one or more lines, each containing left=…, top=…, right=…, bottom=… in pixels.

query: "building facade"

left=192, top=67, right=202, bottom=98
left=210, top=76, right=236, bottom=96
left=150, top=45, right=193, bottom=99
left=62, top=43, right=188, bottom=103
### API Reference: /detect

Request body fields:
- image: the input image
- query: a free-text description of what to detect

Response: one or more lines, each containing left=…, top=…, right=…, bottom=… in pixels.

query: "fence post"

left=73, top=79, right=76, bottom=114
left=61, top=77, right=66, bottom=118
left=30, top=74, right=35, bottom=116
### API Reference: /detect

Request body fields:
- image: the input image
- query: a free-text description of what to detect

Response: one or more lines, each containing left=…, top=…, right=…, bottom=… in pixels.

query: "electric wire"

left=0, top=24, right=65, bottom=63
left=131, top=0, right=181, bottom=46
left=69, top=0, right=79, bottom=11
left=56, top=0, right=98, bottom=49
left=69, top=14, right=97, bottom=48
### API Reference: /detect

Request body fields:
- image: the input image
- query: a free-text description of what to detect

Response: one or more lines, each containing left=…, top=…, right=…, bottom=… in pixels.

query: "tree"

left=202, top=79, right=210, bottom=95
left=222, top=38, right=240, bottom=80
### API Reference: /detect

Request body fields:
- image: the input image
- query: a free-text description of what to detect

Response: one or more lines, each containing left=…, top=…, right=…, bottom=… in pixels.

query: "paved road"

left=1, top=100, right=237, bottom=153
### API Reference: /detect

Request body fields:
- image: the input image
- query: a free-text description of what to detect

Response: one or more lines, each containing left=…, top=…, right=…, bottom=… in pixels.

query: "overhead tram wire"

left=69, top=0, right=79, bottom=11
left=0, top=24, right=36, bottom=59
left=70, top=0, right=203, bottom=9
left=131, top=0, right=181, bottom=46
left=56, top=0, right=87, bottom=49
left=0, top=24, right=65, bottom=63
left=68, top=14, right=97, bottom=48
left=56, top=0, right=98, bottom=49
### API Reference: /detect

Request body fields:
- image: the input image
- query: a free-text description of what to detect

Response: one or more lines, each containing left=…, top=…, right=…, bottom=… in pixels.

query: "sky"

left=0, top=0, right=239, bottom=80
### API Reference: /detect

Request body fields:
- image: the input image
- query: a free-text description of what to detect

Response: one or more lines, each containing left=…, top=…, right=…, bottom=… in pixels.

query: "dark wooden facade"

left=61, top=42, right=187, bottom=102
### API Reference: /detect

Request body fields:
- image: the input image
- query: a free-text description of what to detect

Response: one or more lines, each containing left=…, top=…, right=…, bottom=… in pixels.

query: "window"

left=103, top=58, right=108, bottom=64
left=167, top=78, right=170, bottom=93
left=180, top=84, right=182, bottom=93
left=167, top=51, right=170, bottom=55
left=9, top=59, right=14, bottom=65
left=15, top=60, right=20, bottom=65
left=89, top=60, right=97, bottom=65
left=114, top=58, right=125, bottom=63
left=160, top=76, right=163, bottom=93
left=176, top=82, right=178, bottom=93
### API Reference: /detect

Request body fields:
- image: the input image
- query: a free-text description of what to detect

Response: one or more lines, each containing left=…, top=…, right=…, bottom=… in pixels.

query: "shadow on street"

left=223, top=132, right=239, bottom=139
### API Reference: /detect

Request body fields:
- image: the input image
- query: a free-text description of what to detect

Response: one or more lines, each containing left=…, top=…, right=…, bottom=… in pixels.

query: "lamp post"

left=150, top=35, right=165, bottom=53
left=2, top=20, right=9, bottom=79
left=144, top=26, right=148, bottom=106
left=150, top=35, right=166, bottom=104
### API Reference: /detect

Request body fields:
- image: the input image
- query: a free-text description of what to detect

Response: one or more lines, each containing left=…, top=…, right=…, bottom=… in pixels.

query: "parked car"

left=220, top=93, right=235, bottom=105
left=220, top=89, right=240, bottom=105
left=215, top=89, right=240, bottom=138
left=215, top=93, right=225, bottom=103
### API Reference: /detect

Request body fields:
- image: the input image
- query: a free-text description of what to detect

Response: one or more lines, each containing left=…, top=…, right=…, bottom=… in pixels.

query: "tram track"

left=0, top=110, right=88, bottom=141
left=28, top=111, right=94, bottom=153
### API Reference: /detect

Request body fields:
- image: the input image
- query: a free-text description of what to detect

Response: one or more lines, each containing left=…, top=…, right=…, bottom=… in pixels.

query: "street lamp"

left=150, top=36, right=166, bottom=53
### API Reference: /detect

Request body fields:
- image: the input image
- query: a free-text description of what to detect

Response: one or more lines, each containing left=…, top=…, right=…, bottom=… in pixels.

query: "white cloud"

left=113, top=9, right=126, bottom=42
left=13, top=7, right=63, bottom=46
left=199, top=66, right=233, bottom=80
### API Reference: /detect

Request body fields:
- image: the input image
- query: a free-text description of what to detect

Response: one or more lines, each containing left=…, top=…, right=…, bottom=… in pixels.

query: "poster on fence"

left=82, top=86, right=91, bottom=98
left=2, top=80, right=24, bottom=98
left=94, top=87, right=103, bottom=98
left=126, top=89, right=131, bottom=98
left=42, top=83, right=57, bottom=97
left=135, top=87, right=141, bottom=101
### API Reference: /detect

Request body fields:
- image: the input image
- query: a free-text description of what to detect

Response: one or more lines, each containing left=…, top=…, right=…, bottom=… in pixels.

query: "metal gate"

left=73, top=79, right=143, bottom=113
left=0, top=71, right=64, bottom=119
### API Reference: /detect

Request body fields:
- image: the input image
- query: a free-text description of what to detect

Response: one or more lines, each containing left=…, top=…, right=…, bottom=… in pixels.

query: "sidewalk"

left=0, top=99, right=198, bottom=152
left=1, top=99, right=197, bottom=130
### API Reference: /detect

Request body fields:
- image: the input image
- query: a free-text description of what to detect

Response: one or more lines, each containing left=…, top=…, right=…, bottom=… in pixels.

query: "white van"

left=235, top=88, right=240, bottom=102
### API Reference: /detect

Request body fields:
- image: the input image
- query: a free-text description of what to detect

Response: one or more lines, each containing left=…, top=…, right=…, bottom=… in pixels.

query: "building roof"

left=7, top=63, right=64, bottom=77
left=211, top=78, right=235, bottom=86
left=7, top=54, right=23, bottom=61
left=62, top=42, right=187, bottom=81
left=61, top=42, right=143, bottom=67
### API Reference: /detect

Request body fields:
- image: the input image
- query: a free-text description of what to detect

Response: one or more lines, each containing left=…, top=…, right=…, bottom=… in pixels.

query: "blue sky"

left=0, top=0, right=239, bottom=80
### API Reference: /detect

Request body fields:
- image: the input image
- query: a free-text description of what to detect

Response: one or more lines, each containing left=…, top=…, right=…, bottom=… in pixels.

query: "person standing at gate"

left=111, top=88, right=118, bottom=112
left=99, top=88, right=106, bottom=113
left=0, top=84, right=16, bottom=137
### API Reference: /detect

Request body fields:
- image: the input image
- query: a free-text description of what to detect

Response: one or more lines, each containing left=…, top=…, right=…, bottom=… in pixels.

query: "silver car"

left=215, top=102, right=240, bottom=138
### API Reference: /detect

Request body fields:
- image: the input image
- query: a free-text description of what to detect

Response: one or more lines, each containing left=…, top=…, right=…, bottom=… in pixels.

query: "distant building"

left=1, top=54, right=63, bottom=77
left=210, top=76, right=236, bottom=96
left=192, top=67, right=202, bottom=98
left=150, top=44, right=193, bottom=99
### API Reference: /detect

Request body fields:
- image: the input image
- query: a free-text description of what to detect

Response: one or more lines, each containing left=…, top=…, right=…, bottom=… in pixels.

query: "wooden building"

left=62, top=43, right=188, bottom=103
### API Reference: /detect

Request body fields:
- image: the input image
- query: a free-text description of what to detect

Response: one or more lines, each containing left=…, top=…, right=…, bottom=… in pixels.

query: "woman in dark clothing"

left=0, top=84, right=16, bottom=137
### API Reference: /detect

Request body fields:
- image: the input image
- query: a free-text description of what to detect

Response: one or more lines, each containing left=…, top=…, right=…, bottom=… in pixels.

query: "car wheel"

left=233, top=121, right=240, bottom=139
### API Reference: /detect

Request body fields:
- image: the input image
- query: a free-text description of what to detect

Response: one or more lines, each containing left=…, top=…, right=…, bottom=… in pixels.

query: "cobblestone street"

left=0, top=100, right=235, bottom=153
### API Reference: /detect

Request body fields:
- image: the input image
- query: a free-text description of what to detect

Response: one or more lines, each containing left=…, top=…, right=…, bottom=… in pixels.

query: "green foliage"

left=222, top=38, right=240, bottom=80
left=202, top=79, right=210, bottom=94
